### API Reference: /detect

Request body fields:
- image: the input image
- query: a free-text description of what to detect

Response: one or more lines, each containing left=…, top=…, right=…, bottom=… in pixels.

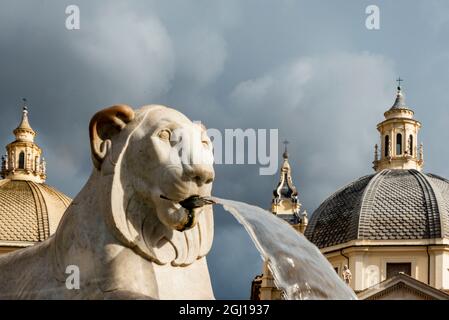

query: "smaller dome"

left=0, top=179, right=71, bottom=247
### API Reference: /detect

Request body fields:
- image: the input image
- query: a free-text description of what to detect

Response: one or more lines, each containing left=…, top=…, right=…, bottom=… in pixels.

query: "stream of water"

left=212, top=197, right=357, bottom=300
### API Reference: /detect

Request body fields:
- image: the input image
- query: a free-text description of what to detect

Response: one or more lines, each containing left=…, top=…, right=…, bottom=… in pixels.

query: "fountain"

left=0, top=104, right=356, bottom=300
left=211, top=197, right=357, bottom=300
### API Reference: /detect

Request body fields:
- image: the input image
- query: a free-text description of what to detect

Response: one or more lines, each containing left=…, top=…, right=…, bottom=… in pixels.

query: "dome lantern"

left=1, top=102, right=46, bottom=183
left=373, top=80, right=424, bottom=172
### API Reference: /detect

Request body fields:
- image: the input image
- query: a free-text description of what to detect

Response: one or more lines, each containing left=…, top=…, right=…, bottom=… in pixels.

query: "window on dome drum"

left=384, top=135, right=390, bottom=157
left=409, top=135, right=413, bottom=156
left=386, top=263, right=411, bottom=279
left=396, top=133, right=402, bottom=155
left=18, top=152, right=25, bottom=169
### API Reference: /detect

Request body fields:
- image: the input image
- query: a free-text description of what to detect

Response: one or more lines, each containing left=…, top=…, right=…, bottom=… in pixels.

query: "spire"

left=274, top=140, right=297, bottom=199
left=271, top=141, right=308, bottom=233
left=390, top=85, right=407, bottom=109
left=13, top=98, right=36, bottom=142
left=390, top=79, right=410, bottom=110
left=17, top=107, right=33, bottom=131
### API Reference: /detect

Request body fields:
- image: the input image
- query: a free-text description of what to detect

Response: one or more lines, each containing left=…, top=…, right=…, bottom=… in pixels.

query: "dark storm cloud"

left=1, top=0, right=449, bottom=298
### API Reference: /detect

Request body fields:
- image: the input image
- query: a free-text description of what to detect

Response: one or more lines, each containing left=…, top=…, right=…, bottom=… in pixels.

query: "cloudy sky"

left=1, top=0, right=449, bottom=299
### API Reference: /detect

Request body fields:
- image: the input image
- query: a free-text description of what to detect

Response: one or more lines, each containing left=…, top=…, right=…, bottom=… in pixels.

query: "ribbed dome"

left=0, top=179, right=71, bottom=246
left=305, top=169, right=449, bottom=249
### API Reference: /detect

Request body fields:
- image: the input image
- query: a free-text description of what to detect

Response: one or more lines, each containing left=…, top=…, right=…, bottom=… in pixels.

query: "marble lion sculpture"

left=0, top=105, right=216, bottom=299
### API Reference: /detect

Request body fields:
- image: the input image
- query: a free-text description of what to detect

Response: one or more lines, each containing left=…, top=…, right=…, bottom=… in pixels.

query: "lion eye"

left=202, top=140, right=210, bottom=147
left=158, top=129, right=171, bottom=141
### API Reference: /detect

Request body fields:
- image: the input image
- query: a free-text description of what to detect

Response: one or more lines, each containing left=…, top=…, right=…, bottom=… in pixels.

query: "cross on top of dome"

left=282, top=140, right=289, bottom=159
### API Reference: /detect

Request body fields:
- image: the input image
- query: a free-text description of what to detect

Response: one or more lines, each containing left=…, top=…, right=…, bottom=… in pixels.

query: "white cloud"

left=231, top=60, right=312, bottom=110
left=229, top=51, right=397, bottom=208
left=72, top=5, right=175, bottom=101
left=176, top=28, right=227, bottom=87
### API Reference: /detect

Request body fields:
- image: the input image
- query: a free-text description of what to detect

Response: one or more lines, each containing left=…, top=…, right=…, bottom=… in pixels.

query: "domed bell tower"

left=373, top=80, right=424, bottom=172
left=271, top=141, right=308, bottom=233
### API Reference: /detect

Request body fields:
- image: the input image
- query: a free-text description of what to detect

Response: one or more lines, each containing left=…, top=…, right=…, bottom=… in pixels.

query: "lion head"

left=89, top=104, right=215, bottom=267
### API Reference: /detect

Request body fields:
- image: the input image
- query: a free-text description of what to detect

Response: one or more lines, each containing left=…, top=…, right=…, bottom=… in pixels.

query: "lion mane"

left=95, top=105, right=214, bottom=267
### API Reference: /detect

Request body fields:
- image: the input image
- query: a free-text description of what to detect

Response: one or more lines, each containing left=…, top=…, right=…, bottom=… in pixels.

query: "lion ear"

left=89, top=105, right=135, bottom=170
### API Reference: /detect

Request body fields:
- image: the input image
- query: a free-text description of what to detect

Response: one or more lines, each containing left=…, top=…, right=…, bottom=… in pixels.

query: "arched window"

left=409, top=135, right=413, bottom=156
left=18, top=151, right=25, bottom=169
left=385, top=135, right=390, bottom=157
left=396, top=133, right=402, bottom=155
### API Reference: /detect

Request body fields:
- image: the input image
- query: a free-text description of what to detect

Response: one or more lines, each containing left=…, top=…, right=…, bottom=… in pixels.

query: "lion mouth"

left=160, top=194, right=215, bottom=232
left=160, top=194, right=215, bottom=210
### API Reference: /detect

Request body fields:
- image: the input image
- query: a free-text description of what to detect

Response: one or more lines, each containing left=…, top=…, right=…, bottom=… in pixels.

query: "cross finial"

left=282, top=140, right=289, bottom=159
left=21, top=97, right=28, bottom=111
left=396, top=77, right=403, bottom=89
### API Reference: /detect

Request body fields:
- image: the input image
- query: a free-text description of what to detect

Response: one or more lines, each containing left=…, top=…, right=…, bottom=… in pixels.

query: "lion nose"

left=184, top=164, right=214, bottom=186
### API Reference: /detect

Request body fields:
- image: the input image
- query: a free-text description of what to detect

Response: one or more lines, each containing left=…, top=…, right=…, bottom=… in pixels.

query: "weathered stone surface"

left=0, top=104, right=216, bottom=299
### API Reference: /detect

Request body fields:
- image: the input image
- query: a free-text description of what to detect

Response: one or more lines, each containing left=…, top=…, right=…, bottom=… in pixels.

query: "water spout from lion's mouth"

left=160, top=194, right=216, bottom=210
left=160, top=194, right=216, bottom=232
